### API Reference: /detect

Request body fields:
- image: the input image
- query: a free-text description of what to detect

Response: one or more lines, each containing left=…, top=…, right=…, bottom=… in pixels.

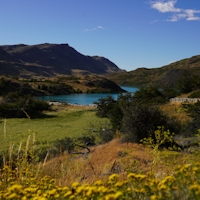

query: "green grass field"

left=0, top=107, right=109, bottom=153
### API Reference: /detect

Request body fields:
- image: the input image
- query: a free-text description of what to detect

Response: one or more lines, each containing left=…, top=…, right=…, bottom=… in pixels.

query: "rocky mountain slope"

left=0, top=43, right=122, bottom=77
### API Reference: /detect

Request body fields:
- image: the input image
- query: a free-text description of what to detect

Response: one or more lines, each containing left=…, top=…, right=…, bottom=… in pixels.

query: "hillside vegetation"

left=0, top=75, right=125, bottom=96
left=106, top=55, right=200, bottom=88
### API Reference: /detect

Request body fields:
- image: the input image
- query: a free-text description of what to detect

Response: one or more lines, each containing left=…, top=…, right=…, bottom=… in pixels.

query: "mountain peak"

left=0, top=43, right=122, bottom=77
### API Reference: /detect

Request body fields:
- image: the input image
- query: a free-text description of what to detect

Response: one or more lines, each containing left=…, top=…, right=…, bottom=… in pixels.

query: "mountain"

left=0, top=43, right=122, bottom=77
left=92, top=56, right=121, bottom=73
left=106, top=55, right=200, bottom=87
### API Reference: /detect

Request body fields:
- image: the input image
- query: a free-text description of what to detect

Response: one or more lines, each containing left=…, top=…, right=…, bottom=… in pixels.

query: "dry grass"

left=39, top=138, right=199, bottom=186
left=160, top=102, right=192, bottom=124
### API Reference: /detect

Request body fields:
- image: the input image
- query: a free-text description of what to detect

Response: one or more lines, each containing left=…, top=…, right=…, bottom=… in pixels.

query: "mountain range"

left=0, top=43, right=200, bottom=88
left=0, top=43, right=122, bottom=77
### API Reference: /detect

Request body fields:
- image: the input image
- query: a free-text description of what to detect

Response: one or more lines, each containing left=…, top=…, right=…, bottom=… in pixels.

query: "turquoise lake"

left=38, top=86, right=139, bottom=105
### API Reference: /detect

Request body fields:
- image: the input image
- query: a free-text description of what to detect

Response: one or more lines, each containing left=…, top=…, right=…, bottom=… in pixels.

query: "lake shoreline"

left=39, top=86, right=139, bottom=106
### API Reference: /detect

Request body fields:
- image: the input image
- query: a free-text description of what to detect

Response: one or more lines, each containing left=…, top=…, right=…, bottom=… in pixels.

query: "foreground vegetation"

left=0, top=103, right=200, bottom=199
left=1, top=162, right=200, bottom=200
left=1, top=77, right=200, bottom=199
left=1, top=131, right=200, bottom=199
left=0, top=102, right=200, bottom=199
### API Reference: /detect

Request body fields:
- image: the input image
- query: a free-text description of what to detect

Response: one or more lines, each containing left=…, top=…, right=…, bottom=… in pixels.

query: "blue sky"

left=0, top=0, right=200, bottom=71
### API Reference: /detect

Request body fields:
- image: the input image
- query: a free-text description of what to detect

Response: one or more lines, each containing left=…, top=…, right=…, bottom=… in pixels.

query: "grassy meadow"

left=1, top=103, right=200, bottom=199
left=0, top=105, right=109, bottom=153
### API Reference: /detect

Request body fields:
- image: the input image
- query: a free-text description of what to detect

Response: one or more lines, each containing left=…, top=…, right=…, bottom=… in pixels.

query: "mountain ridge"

left=1, top=43, right=200, bottom=89
left=0, top=43, right=122, bottom=77
left=106, top=55, right=200, bottom=87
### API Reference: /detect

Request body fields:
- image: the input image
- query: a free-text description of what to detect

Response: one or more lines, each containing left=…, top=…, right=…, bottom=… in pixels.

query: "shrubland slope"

left=106, top=55, right=200, bottom=87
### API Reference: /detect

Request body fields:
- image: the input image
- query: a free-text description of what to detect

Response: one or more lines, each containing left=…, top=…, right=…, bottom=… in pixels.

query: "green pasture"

left=0, top=107, right=109, bottom=152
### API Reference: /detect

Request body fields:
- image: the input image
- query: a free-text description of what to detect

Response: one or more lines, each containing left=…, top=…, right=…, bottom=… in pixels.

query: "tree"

left=108, top=104, right=123, bottom=130
left=181, top=101, right=200, bottom=136
left=95, top=90, right=181, bottom=143
left=95, top=96, right=117, bottom=118
left=132, top=86, right=166, bottom=104
left=95, top=93, right=134, bottom=130
left=121, top=104, right=181, bottom=143
left=0, top=92, right=51, bottom=118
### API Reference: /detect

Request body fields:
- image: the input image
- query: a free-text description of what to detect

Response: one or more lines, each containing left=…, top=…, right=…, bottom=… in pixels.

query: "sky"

left=0, top=0, right=200, bottom=71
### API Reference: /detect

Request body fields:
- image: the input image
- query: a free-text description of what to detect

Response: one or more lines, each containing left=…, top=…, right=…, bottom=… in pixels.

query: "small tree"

left=132, top=86, right=166, bottom=104
left=0, top=92, right=51, bottom=118
left=181, top=101, right=200, bottom=136
left=121, top=104, right=181, bottom=143
left=95, top=96, right=117, bottom=118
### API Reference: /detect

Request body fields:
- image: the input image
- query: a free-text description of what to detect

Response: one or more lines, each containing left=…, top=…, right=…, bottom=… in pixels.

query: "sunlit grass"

left=0, top=106, right=109, bottom=152
left=160, top=102, right=191, bottom=124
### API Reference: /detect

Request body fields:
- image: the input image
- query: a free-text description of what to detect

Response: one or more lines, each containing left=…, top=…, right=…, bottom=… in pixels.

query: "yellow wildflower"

left=136, top=174, right=147, bottom=181
left=48, top=188, right=57, bottom=195
left=127, top=187, right=132, bottom=193
left=127, top=173, right=137, bottom=179
left=8, top=184, right=23, bottom=192
left=63, top=191, right=72, bottom=197
left=114, top=191, right=122, bottom=199
left=158, top=184, right=167, bottom=190
left=94, top=180, right=103, bottom=186
left=151, top=195, right=158, bottom=200
left=189, top=184, right=200, bottom=195
left=109, top=174, right=119, bottom=182
left=105, top=192, right=122, bottom=200
left=161, top=176, right=175, bottom=184
left=71, top=182, right=80, bottom=188
left=76, top=186, right=84, bottom=194
left=7, top=193, right=19, bottom=199
left=97, top=186, right=108, bottom=193
left=115, top=181, right=124, bottom=188
left=86, top=187, right=93, bottom=197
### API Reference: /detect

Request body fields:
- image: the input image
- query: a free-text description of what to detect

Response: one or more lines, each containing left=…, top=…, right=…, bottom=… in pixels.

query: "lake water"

left=38, top=86, right=138, bottom=105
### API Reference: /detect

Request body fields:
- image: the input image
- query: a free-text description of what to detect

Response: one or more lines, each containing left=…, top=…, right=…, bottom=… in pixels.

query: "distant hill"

left=0, top=74, right=125, bottom=96
left=0, top=43, right=122, bottom=77
left=106, top=55, right=200, bottom=87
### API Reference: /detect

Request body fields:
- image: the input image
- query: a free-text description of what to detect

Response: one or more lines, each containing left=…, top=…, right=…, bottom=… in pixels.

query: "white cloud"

left=84, top=26, right=104, bottom=32
left=97, top=26, right=104, bottom=29
left=149, top=19, right=159, bottom=24
left=150, top=0, right=200, bottom=21
left=184, top=9, right=200, bottom=21
left=150, top=0, right=180, bottom=13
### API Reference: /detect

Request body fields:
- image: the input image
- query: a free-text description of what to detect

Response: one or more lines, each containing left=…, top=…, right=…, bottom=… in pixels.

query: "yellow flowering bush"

left=1, top=163, right=200, bottom=199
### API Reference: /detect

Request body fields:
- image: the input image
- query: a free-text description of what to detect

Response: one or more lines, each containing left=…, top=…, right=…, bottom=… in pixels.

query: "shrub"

left=53, top=137, right=75, bottom=154
left=98, top=128, right=115, bottom=143
left=181, top=101, right=200, bottom=136
left=0, top=92, right=51, bottom=118
left=95, top=96, right=117, bottom=118
left=188, top=90, right=200, bottom=98
left=121, top=105, right=181, bottom=143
